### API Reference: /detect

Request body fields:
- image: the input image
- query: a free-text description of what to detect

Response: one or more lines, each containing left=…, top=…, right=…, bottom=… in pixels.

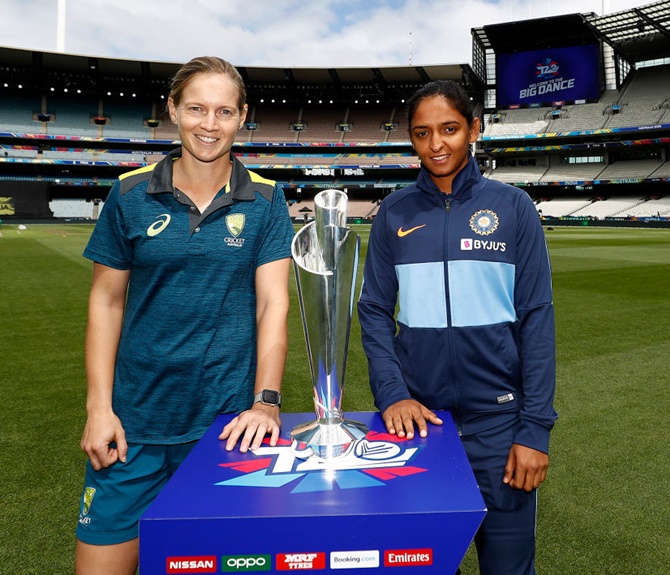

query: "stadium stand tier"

left=1, top=0, right=669, bottom=225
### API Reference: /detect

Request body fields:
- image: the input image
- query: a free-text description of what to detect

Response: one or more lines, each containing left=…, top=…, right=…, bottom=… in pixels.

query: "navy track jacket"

left=358, top=155, right=558, bottom=454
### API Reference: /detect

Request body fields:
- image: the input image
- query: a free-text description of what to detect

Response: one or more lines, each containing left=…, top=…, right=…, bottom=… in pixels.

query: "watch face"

left=262, top=389, right=280, bottom=405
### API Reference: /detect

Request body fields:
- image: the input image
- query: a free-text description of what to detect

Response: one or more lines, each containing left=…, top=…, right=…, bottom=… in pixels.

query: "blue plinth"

left=139, top=411, right=485, bottom=574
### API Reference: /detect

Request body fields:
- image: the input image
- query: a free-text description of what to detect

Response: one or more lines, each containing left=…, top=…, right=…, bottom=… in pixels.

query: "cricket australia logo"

left=215, top=432, right=426, bottom=493
left=79, top=486, right=96, bottom=526
left=225, top=213, right=246, bottom=247
left=82, top=486, right=96, bottom=515
left=469, top=210, right=499, bottom=236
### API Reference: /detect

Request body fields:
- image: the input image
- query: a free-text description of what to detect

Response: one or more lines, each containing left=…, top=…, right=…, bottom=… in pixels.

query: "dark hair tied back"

left=407, top=80, right=474, bottom=126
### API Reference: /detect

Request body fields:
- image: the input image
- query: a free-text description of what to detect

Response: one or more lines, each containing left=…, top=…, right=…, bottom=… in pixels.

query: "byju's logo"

left=460, top=239, right=506, bottom=253
left=221, top=555, right=271, bottom=572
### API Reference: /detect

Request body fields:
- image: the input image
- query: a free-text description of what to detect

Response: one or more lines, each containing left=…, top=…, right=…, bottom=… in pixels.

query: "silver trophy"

left=290, top=189, right=368, bottom=459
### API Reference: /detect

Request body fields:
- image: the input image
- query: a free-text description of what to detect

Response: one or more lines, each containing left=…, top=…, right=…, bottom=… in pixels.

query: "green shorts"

left=76, top=441, right=196, bottom=545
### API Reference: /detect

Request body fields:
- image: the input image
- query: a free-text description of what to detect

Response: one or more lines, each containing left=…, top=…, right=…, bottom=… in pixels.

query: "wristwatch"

left=253, top=389, right=282, bottom=407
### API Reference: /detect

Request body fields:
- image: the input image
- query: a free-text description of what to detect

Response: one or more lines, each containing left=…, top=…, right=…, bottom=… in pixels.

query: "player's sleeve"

left=357, top=205, right=413, bottom=413
left=82, top=181, right=133, bottom=269
left=513, top=191, right=558, bottom=454
left=255, top=184, right=294, bottom=268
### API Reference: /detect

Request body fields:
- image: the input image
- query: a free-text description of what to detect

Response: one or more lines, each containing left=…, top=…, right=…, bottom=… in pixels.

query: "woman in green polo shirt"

left=75, top=56, right=294, bottom=575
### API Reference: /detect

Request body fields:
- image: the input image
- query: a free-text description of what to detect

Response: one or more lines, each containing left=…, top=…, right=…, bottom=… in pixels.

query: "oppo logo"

left=222, top=554, right=271, bottom=572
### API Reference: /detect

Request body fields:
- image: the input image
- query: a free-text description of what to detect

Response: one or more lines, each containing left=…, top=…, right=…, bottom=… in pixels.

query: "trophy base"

left=290, top=418, right=369, bottom=460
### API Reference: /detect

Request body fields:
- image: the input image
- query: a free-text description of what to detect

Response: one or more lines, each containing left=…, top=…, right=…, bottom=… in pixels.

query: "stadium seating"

left=485, top=64, right=670, bottom=137
left=604, top=65, right=670, bottom=129
left=569, top=197, right=646, bottom=219
left=297, top=107, right=348, bottom=143
left=620, top=196, right=670, bottom=217
left=1, top=146, right=39, bottom=159
left=99, top=102, right=153, bottom=139
left=343, top=106, right=397, bottom=142
left=245, top=107, right=300, bottom=143
left=649, top=161, right=670, bottom=178
left=1, top=27, right=669, bottom=225
left=535, top=198, right=594, bottom=217
left=540, top=163, right=606, bottom=182
left=597, top=159, right=663, bottom=180
left=486, top=165, right=548, bottom=184
left=0, top=93, right=44, bottom=134
left=543, top=94, right=618, bottom=133
left=483, top=108, right=551, bottom=138
left=49, top=199, right=104, bottom=219
left=39, top=96, right=100, bottom=137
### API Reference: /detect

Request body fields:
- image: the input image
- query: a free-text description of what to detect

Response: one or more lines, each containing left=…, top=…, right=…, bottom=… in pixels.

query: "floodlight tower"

left=57, top=0, right=66, bottom=53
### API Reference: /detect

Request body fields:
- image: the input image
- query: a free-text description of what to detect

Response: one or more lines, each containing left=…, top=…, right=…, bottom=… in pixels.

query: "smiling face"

left=168, top=72, right=247, bottom=166
left=409, top=95, right=480, bottom=194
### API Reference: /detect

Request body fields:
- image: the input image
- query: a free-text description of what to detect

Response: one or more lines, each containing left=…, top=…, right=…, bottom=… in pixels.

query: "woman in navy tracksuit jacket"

left=358, top=80, right=557, bottom=575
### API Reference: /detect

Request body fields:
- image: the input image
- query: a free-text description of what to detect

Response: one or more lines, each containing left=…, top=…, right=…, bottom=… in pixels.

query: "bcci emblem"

left=469, top=210, right=499, bottom=236
left=226, top=213, right=245, bottom=237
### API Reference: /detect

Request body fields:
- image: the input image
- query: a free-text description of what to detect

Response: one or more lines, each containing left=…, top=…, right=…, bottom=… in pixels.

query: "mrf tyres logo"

left=276, top=552, right=326, bottom=571
left=221, top=554, right=271, bottom=572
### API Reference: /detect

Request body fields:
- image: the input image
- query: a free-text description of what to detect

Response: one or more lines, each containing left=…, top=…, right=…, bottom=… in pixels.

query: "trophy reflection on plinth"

left=290, top=189, right=368, bottom=460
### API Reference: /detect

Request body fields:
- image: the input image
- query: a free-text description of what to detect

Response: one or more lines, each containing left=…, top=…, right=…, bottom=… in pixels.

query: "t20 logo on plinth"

left=291, top=189, right=368, bottom=459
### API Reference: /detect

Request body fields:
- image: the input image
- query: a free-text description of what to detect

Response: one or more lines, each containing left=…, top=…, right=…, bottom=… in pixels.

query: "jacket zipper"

left=443, top=196, right=452, bottom=329
left=443, top=195, right=460, bottom=417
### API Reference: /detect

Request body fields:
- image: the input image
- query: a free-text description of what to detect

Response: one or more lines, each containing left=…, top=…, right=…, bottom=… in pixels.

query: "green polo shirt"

left=84, top=149, right=294, bottom=444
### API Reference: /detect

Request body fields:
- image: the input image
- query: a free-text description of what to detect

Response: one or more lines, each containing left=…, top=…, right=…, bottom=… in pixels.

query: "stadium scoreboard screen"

left=496, top=43, right=601, bottom=108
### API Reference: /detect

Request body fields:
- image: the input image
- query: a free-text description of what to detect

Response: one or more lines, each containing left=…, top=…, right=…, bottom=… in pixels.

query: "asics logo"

left=147, top=214, right=171, bottom=237
left=397, top=224, right=426, bottom=238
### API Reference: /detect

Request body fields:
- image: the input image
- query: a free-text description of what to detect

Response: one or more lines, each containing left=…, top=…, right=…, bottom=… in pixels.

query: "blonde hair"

left=169, top=56, right=246, bottom=111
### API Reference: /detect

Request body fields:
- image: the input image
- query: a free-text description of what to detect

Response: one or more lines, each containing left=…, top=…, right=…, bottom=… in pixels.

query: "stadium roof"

left=0, top=45, right=480, bottom=105
left=475, top=14, right=598, bottom=54
left=473, top=0, right=670, bottom=64
left=583, top=0, right=670, bottom=63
